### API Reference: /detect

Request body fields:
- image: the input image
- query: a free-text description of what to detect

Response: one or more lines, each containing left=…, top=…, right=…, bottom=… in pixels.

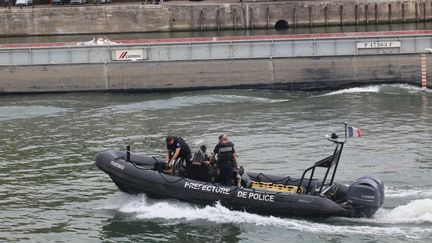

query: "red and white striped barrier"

left=421, top=54, right=427, bottom=89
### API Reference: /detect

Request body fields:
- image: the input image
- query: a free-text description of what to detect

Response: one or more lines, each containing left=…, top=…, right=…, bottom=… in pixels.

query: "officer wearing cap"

left=166, top=136, right=192, bottom=174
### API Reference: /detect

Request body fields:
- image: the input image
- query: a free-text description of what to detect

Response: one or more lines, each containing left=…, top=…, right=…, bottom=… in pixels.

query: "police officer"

left=209, top=134, right=239, bottom=185
left=166, top=136, right=192, bottom=174
left=4, top=0, right=11, bottom=8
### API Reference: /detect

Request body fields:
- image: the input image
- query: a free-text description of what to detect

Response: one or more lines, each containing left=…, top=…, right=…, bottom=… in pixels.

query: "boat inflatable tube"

left=96, top=149, right=385, bottom=218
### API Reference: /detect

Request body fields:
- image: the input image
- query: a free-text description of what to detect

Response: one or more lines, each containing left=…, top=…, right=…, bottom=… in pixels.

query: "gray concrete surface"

left=0, top=53, right=430, bottom=93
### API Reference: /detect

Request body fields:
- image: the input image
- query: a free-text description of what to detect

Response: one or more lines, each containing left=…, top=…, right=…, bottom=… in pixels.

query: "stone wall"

left=0, top=0, right=431, bottom=36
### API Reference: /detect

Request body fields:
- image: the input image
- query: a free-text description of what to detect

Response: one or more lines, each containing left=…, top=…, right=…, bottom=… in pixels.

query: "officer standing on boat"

left=210, top=134, right=239, bottom=185
left=166, top=136, right=192, bottom=175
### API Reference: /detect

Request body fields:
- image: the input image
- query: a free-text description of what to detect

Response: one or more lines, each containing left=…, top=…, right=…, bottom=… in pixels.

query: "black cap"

left=166, top=136, right=174, bottom=143
left=200, top=145, right=206, bottom=152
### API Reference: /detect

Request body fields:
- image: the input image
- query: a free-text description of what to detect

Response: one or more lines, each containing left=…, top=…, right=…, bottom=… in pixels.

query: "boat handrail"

left=297, top=139, right=345, bottom=194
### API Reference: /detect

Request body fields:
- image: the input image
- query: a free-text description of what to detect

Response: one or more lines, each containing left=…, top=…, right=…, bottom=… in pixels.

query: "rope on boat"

left=254, top=172, right=302, bottom=185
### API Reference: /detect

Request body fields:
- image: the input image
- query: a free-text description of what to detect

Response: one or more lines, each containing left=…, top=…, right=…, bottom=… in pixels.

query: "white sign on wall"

left=112, top=49, right=147, bottom=61
left=357, top=41, right=401, bottom=49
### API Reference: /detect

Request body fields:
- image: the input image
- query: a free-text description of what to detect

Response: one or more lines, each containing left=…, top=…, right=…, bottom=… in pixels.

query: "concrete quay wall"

left=1, top=0, right=432, bottom=36
left=1, top=54, right=430, bottom=93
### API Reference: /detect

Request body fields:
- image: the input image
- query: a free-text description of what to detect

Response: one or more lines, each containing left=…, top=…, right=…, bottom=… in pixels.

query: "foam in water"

left=324, top=86, right=381, bottom=96
left=107, top=94, right=289, bottom=112
left=378, top=199, right=432, bottom=224
left=99, top=193, right=432, bottom=239
left=319, top=84, right=432, bottom=97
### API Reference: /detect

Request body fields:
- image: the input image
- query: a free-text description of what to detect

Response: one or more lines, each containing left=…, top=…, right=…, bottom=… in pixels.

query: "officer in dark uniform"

left=165, top=136, right=192, bottom=175
left=209, top=134, right=239, bottom=185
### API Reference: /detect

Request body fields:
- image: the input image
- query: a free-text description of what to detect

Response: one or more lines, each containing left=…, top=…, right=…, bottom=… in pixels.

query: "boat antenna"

left=120, top=117, right=131, bottom=162
left=126, top=145, right=131, bottom=162
left=327, top=123, right=347, bottom=188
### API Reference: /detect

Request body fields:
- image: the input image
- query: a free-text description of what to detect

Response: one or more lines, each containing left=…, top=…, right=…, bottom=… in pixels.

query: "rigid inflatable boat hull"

left=96, top=150, right=351, bottom=218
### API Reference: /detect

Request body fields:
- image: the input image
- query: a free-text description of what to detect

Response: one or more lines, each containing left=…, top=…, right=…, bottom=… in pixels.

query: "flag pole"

left=344, top=122, right=348, bottom=141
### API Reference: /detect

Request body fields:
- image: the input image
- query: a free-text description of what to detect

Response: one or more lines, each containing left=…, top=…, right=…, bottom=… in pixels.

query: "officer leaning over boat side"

left=209, top=134, right=239, bottom=186
left=165, top=136, right=192, bottom=175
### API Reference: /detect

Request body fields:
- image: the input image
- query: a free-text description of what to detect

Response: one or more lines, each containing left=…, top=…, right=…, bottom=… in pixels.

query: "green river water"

left=0, top=85, right=431, bottom=242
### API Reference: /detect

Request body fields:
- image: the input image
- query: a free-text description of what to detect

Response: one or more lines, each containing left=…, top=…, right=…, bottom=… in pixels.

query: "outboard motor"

left=346, top=176, right=385, bottom=218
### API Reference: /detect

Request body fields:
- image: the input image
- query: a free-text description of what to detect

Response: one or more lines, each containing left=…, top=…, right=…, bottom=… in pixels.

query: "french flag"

left=347, top=126, right=362, bottom=138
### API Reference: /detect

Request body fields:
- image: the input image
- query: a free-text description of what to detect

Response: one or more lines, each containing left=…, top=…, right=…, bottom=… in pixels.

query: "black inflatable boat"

left=96, top=131, right=384, bottom=218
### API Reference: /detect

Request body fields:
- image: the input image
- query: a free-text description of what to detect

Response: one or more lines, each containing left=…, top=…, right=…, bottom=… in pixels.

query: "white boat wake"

left=99, top=193, right=432, bottom=239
